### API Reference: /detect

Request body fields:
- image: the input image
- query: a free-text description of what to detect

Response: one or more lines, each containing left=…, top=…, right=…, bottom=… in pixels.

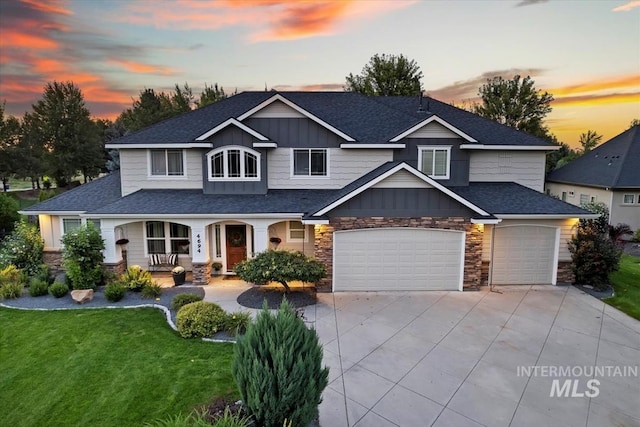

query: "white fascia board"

left=313, top=163, right=489, bottom=217
left=497, top=214, right=600, bottom=219
left=460, top=144, right=560, bottom=151
left=302, top=219, right=329, bottom=225
left=389, top=115, right=477, bottom=143
left=89, top=213, right=304, bottom=219
left=237, top=94, right=356, bottom=142
left=195, top=118, right=269, bottom=141
left=19, top=210, right=85, bottom=216
left=340, top=143, right=406, bottom=149
left=253, top=142, right=278, bottom=148
left=105, top=143, right=212, bottom=149
left=471, top=218, right=502, bottom=224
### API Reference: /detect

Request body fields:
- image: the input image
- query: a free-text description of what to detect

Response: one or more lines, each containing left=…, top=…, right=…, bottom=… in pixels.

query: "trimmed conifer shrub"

left=232, top=299, right=328, bottom=427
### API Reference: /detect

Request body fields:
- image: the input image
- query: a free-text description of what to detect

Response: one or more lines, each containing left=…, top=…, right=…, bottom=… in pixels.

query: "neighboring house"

left=546, top=125, right=640, bottom=231
left=23, top=91, right=594, bottom=292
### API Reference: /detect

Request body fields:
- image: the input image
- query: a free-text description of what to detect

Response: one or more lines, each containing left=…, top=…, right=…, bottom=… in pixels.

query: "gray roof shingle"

left=451, top=182, right=591, bottom=215
left=22, top=172, right=122, bottom=213
left=107, top=91, right=556, bottom=146
left=546, top=125, right=640, bottom=189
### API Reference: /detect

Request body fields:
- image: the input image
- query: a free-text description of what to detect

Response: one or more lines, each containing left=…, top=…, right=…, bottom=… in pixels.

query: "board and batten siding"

left=469, top=151, right=546, bottom=192
left=267, top=148, right=392, bottom=189
left=482, top=219, right=578, bottom=262
left=119, top=148, right=203, bottom=196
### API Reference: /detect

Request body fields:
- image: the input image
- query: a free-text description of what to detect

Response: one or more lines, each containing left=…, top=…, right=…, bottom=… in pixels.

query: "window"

left=87, top=219, right=101, bottom=230
left=146, top=221, right=190, bottom=255
left=215, top=224, right=222, bottom=257
left=418, top=146, right=451, bottom=179
left=568, top=191, right=575, bottom=198
left=590, top=196, right=596, bottom=203
left=150, top=149, right=184, bottom=176
left=62, top=218, right=81, bottom=234
left=292, top=149, right=327, bottom=177
left=208, top=147, right=260, bottom=180
left=623, top=194, right=635, bottom=204
left=561, top=192, right=567, bottom=201
left=579, top=194, right=589, bottom=205
left=287, top=221, right=307, bottom=242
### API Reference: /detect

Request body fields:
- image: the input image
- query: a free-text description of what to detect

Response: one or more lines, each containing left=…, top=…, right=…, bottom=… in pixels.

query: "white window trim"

left=206, top=146, right=261, bottom=182
left=144, top=221, right=191, bottom=256
left=290, top=148, right=330, bottom=178
left=147, top=149, right=187, bottom=179
left=622, top=194, right=636, bottom=205
left=286, top=221, right=308, bottom=243
left=417, top=145, right=451, bottom=180
left=60, top=218, right=102, bottom=239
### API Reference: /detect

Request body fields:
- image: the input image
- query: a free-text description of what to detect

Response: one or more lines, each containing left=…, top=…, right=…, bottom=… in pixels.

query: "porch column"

left=248, top=219, right=271, bottom=255
left=101, top=219, right=125, bottom=276
left=190, top=221, right=211, bottom=285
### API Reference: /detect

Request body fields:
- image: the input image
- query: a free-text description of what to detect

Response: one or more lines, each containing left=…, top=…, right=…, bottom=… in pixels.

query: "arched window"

left=207, top=146, right=260, bottom=181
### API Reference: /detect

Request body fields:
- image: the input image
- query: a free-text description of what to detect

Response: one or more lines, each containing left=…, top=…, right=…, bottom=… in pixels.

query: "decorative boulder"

left=71, top=289, right=94, bottom=304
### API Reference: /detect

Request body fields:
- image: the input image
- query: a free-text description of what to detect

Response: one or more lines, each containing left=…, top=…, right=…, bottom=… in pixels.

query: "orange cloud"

left=20, top=0, right=72, bottom=16
left=0, top=30, right=59, bottom=50
left=548, top=74, right=640, bottom=96
left=612, top=1, right=640, bottom=12
left=552, top=92, right=640, bottom=107
left=116, top=0, right=415, bottom=43
left=109, top=59, right=175, bottom=76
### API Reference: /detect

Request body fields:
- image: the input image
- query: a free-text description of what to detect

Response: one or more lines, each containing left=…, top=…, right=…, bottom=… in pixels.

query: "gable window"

left=145, top=221, right=190, bottom=255
left=418, top=146, right=451, bottom=179
left=208, top=146, right=260, bottom=181
left=150, top=149, right=184, bottom=176
left=292, top=149, right=327, bottom=177
left=623, top=194, right=635, bottom=204
left=287, top=221, right=308, bottom=242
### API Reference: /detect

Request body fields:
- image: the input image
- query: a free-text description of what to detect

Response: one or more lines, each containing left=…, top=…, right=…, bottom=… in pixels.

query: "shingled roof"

left=547, top=125, right=640, bottom=189
left=21, top=172, right=122, bottom=213
left=107, top=91, right=556, bottom=146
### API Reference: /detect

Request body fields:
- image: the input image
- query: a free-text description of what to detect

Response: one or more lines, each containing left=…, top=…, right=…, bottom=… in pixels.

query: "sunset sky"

left=0, top=0, right=638, bottom=148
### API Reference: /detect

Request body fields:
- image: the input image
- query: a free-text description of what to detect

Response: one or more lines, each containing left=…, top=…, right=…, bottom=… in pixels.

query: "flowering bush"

left=120, top=265, right=153, bottom=292
left=61, top=223, right=104, bottom=290
left=0, top=221, right=44, bottom=277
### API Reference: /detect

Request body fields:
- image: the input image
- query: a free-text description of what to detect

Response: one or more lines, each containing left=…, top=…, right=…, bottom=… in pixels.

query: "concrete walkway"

left=204, top=283, right=640, bottom=427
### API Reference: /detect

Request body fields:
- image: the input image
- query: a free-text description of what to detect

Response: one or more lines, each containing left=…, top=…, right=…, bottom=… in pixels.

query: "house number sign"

left=196, top=234, right=202, bottom=253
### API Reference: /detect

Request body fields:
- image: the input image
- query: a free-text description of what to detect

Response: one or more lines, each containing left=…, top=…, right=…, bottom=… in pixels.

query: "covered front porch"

left=98, top=217, right=316, bottom=285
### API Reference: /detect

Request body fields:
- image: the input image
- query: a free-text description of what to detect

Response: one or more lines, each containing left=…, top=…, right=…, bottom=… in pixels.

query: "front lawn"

left=0, top=307, right=237, bottom=427
left=605, top=254, right=640, bottom=320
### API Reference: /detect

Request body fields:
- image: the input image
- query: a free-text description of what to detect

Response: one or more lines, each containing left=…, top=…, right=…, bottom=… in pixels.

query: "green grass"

left=605, top=254, right=640, bottom=320
left=0, top=307, right=237, bottom=427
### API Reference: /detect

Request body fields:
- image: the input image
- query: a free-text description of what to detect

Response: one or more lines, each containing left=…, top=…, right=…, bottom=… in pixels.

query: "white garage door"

left=333, top=228, right=464, bottom=291
left=492, top=226, right=559, bottom=285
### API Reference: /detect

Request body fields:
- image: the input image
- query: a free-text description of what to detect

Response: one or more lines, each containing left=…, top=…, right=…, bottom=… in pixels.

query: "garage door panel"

left=333, top=228, right=464, bottom=291
left=492, top=226, right=557, bottom=285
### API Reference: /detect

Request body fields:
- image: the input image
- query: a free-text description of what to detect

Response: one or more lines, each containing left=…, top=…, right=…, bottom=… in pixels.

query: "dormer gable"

left=238, top=94, right=356, bottom=142
left=195, top=118, right=269, bottom=142
left=390, top=115, right=477, bottom=142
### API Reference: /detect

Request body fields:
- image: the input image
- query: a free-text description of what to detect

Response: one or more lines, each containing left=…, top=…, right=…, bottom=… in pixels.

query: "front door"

left=226, top=225, right=247, bottom=272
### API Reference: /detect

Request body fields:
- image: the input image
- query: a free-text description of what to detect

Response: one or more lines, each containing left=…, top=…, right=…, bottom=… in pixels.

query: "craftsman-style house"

left=24, top=91, right=593, bottom=291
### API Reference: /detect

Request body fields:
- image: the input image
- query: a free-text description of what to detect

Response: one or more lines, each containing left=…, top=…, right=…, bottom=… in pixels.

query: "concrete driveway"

left=206, top=283, right=640, bottom=427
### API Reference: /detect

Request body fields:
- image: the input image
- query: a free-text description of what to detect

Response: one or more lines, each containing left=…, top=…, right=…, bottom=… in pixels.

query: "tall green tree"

left=628, top=118, right=640, bottom=128
left=119, top=88, right=173, bottom=132
left=579, top=130, right=602, bottom=154
left=472, top=75, right=553, bottom=139
left=15, top=112, right=48, bottom=189
left=0, top=102, right=22, bottom=191
left=30, top=81, right=103, bottom=186
left=345, top=53, right=423, bottom=96
left=196, top=83, right=230, bottom=108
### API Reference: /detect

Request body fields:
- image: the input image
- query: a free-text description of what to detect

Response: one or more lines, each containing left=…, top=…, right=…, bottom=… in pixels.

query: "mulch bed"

left=573, top=284, right=614, bottom=299
left=237, top=286, right=316, bottom=309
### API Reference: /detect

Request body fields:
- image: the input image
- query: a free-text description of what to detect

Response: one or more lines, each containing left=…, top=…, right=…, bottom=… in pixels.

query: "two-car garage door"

left=333, top=228, right=464, bottom=291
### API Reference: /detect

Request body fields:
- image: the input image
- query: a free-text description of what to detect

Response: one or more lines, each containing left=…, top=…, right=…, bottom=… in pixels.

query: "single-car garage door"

left=333, top=228, right=464, bottom=291
left=492, top=225, right=559, bottom=285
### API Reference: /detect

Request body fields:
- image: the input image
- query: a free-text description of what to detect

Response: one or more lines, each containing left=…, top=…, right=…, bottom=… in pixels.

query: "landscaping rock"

left=71, top=289, right=94, bottom=304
